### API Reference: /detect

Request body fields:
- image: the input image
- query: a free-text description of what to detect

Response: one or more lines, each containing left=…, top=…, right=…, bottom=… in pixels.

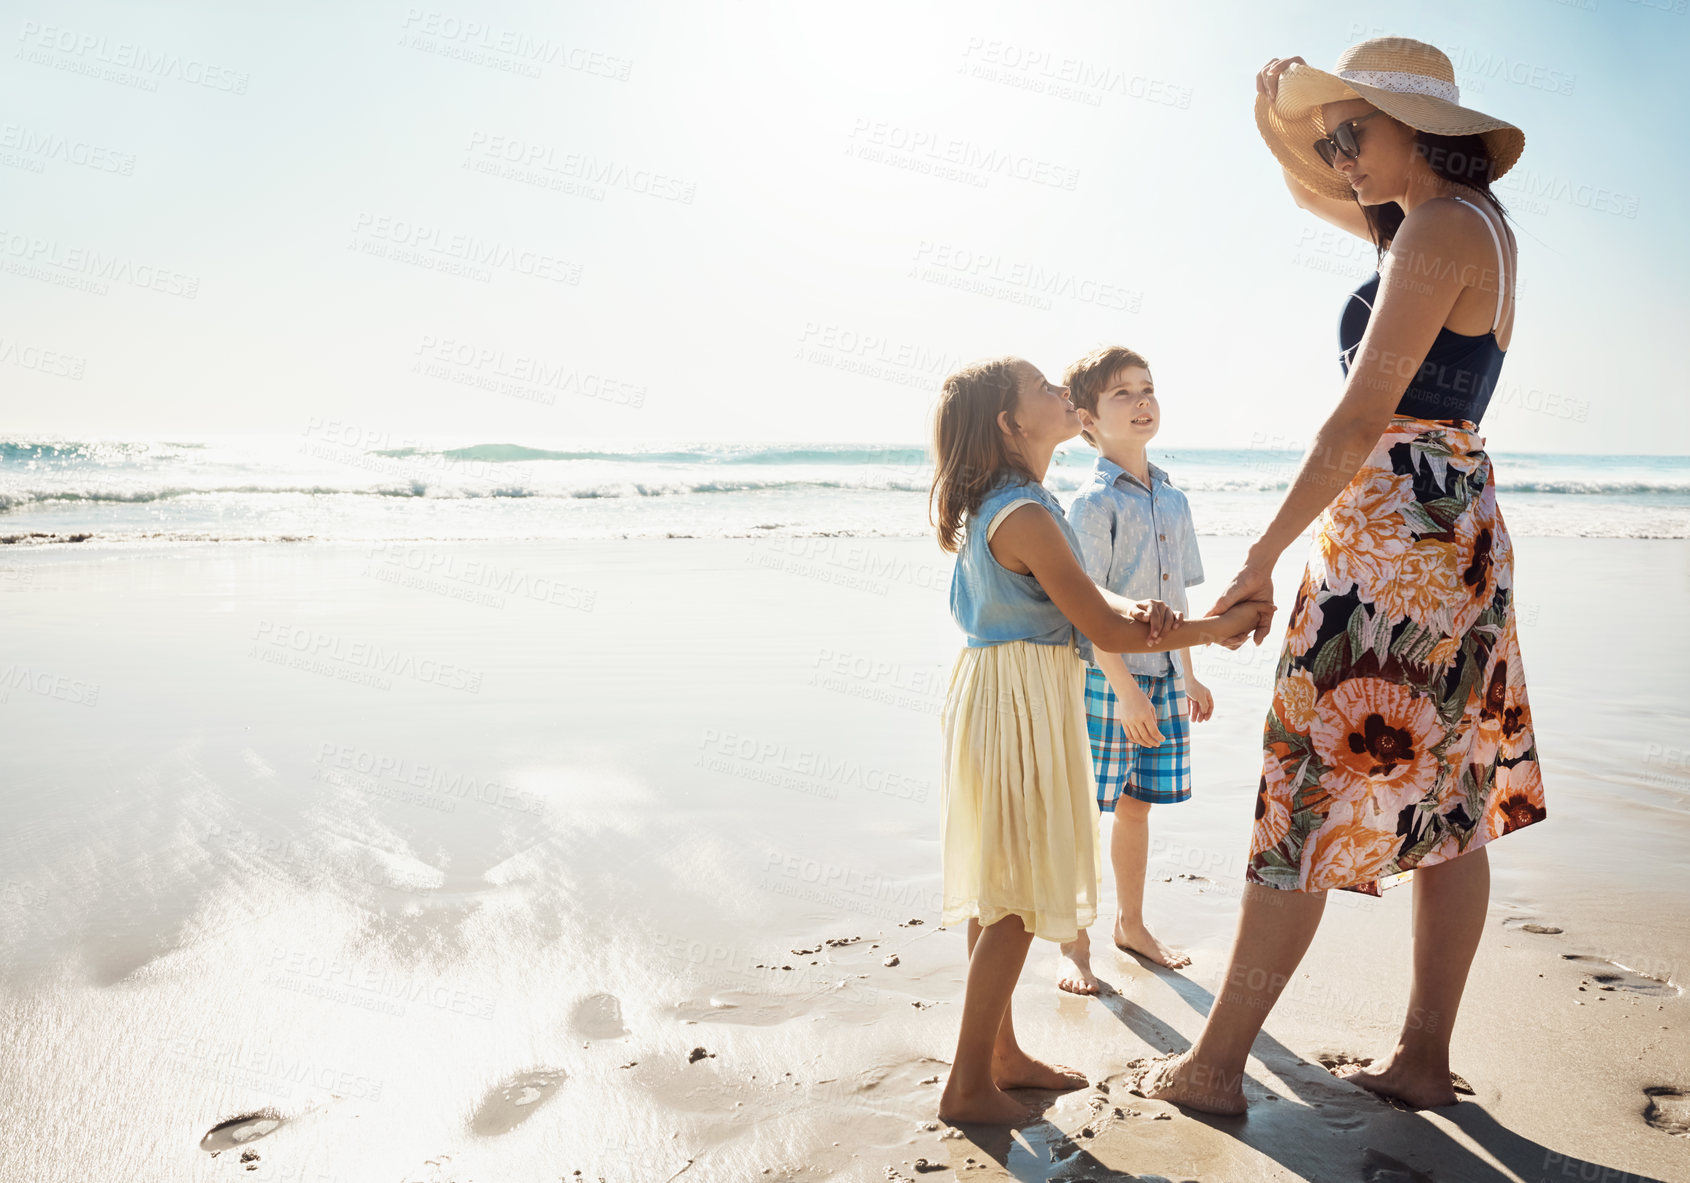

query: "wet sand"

left=0, top=535, right=1686, bottom=1182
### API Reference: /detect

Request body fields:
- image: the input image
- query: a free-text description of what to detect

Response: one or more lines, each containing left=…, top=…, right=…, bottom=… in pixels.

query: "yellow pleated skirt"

left=939, top=639, right=1102, bottom=943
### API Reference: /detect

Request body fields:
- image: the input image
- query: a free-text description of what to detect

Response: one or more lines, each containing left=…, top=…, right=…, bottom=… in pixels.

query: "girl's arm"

left=990, top=504, right=1269, bottom=652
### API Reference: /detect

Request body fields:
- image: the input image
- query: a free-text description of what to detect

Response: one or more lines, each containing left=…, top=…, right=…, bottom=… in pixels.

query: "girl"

left=928, top=356, right=1271, bottom=1124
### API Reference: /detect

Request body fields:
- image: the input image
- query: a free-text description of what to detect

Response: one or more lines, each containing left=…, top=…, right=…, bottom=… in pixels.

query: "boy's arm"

left=1178, top=644, right=1215, bottom=722
left=1095, top=647, right=1163, bottom=747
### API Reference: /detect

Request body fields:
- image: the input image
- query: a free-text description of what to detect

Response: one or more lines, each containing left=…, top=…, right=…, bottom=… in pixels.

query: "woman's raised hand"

left=1206, top=561, right=1278, bottom=645
left=1256, top=56, right=1307, bottom=102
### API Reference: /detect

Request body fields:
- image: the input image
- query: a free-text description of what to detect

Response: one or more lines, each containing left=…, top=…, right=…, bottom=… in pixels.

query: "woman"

left=1141, top=36, right=1545, bottom=1113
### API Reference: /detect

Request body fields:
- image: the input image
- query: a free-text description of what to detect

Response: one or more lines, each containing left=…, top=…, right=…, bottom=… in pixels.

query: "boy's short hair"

left=1063, top=346, right=1151, bottom=448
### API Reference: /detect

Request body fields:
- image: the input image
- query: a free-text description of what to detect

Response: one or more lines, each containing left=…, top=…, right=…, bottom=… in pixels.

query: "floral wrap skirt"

left=1247, top=415, right=1547, bottom=895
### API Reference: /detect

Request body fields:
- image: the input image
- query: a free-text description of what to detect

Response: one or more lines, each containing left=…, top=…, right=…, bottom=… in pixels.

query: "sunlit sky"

left=4, top=0, right=1685, bottom=452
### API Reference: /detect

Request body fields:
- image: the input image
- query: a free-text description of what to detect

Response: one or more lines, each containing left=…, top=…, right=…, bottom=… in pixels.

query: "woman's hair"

left=928, top=357, right=1039, bottom=554
left=1355, top=122, right=1513, bottom=266
left=1063, top=346, right=1151, bottom=448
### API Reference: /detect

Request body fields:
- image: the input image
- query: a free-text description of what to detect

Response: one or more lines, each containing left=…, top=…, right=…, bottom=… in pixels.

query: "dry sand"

left=0, top=535, right=1686, bottom=1182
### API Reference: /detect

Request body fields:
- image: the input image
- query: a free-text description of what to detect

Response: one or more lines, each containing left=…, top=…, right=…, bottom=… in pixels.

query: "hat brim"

left=1257, top=62, right=1525, bottom=203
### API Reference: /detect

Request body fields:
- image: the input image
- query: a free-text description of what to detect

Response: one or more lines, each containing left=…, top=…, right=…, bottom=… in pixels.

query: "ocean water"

left=2, top=437, right=1688, bottom=545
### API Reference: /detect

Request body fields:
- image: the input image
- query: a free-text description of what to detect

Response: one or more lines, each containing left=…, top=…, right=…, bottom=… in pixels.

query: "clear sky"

left=3, top=0, right=1684, bottom=452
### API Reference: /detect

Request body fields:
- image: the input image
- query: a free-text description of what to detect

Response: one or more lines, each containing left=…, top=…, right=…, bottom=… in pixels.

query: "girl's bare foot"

left=992, top=1048, right=1088, bottom=1091
left=1056, top=929, right=1102, bottom=994
left=1135, top=1051, right=1247, bottom=1115
left=1114, top=917, right=1191, bottom=969
left=938, top=1078, right=1035, bottom=1124
left=1330, top=1051, right=1460, bottom=1109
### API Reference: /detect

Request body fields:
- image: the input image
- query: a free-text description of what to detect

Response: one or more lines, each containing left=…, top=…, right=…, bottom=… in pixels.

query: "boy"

left=1057, top=346, right=1213, bottom=995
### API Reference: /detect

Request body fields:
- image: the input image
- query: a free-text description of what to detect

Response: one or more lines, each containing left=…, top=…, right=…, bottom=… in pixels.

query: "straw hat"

left=1256, top=36, right=1526, bottom=203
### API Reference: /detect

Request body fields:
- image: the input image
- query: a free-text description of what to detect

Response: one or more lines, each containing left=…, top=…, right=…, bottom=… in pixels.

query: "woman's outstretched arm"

left=1207, top=198, right=1485, bottom=634
left=989, top=504, right=1269, bottom=652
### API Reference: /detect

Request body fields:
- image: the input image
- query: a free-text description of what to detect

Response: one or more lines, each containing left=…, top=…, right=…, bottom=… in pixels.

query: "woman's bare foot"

left=1135, top=1050, right=1247, bottom=1115
left=992, top=1047, right=1088, bottom=1091
left=1114, top=916, right=1191, bottom=969
left=1330, top=1051, right=1460, bottom=1109
left=1056, top=929, right=1102, bottom=994
left=938, top=1078, right=1035, bottom=1124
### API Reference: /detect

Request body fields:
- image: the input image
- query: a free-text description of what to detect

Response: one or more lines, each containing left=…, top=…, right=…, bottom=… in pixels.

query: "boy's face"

left=1079, top=365, right=1157, bottom=448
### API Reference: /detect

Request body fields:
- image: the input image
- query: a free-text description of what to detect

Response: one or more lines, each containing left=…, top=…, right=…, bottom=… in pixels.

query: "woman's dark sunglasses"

left=1312, top=111, right=1382, bottom=167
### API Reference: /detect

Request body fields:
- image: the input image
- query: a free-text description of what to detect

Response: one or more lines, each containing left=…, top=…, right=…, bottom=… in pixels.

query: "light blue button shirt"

left=950, top=472, right=1090, bottom=657
left=1065, top=457, right=1205, bottom=678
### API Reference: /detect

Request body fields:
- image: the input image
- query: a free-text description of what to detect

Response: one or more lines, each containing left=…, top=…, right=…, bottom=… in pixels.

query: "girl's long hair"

left=928, top=357, right=1038, bottom=554
left=1357, top=127, right=1514, bottom=266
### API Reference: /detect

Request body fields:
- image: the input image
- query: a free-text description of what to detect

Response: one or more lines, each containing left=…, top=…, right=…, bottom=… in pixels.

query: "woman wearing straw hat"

left=1140, top=36, right=1546, bottom=1113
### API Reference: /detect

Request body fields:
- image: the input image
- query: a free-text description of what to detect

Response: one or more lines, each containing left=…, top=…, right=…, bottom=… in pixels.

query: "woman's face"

left=1318, top=99, right=1417, bottom=206
left=1005, top=359, right=1080, bottom=447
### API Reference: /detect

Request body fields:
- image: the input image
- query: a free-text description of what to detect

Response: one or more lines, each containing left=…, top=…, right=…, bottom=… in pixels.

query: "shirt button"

left=1159, top=533, right=1166, bottom=540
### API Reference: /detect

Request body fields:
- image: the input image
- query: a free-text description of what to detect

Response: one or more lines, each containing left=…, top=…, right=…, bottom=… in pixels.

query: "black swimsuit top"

left=1338, top=194, right=1511, bottom=426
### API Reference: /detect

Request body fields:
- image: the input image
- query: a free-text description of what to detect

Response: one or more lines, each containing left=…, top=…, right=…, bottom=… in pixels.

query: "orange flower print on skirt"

left=1247, top=417, right=1547, bottom=895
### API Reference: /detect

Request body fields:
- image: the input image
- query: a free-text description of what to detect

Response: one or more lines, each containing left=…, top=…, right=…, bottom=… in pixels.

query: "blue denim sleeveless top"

left=949, top=471, right=1091, bottom=660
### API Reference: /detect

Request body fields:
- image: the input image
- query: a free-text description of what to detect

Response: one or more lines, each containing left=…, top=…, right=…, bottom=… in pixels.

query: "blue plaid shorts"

left=1085, top=665, right=1191, bottom=809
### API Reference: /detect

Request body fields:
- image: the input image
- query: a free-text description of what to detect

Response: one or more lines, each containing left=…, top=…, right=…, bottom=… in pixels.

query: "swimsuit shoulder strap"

left=1449, top=195, right=1508, bottom=335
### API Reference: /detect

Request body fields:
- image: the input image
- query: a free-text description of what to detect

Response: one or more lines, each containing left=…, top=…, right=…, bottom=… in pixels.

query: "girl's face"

left=1004, top=359, right=1080, bottom=448
left=1318, top=99, right=1417, bottom=206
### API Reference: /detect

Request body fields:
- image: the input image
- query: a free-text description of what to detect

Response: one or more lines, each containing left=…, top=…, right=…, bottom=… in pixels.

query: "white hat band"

left=1335, top=68, right=1460, bottom=103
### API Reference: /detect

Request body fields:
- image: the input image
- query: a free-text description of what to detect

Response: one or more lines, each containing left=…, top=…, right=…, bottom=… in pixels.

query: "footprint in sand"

left=1502, top=917, right=1563, bottom=934
left=1561, top=954, right=1682, bottom=997
left=468, top=1069, right=566, bottom=1136
left=1643, top=1086, right=1690, bottom=1137
left=569, top=992, right=629, bottom=1040
left=200, top=1110, right=284, bottom=1153
left=1361, top=1148, right=1435, bottom=1183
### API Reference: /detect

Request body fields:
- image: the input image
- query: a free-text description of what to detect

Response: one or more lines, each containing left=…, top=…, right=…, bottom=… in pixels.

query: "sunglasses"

left=1312, top=111, right=1382, bottom=167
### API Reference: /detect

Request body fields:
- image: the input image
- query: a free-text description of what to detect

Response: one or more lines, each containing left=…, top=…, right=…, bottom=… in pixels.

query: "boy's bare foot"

left=1056, top=929, right=1102, bottom=994
left=1113, top=917, right=1191, bottom=969
left=1135, top=1051, right=1247, bottom=1115
left=938, top=1079, right=1036, bottom=1125
left=992, top=1048, right=1088, bottom=1091
left=1329, top=1052, right=1460, bottom=1109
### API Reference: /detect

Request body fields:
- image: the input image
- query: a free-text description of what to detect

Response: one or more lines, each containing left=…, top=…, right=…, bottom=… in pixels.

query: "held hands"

left=1206, top=558, right=1279, bottom=647
left=1256, top=56, right=1307, bottom=102
left=1128, top=598, right=1182, bottom=646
